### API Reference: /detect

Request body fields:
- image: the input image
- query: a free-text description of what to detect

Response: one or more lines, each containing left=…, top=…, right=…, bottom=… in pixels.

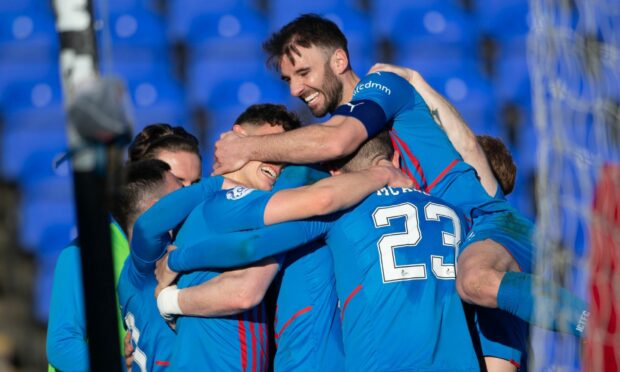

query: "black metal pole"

left=52, top=1, right=125, bottom=370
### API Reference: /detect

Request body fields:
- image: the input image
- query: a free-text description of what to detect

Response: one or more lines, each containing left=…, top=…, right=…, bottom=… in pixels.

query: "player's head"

left=128, top=123, right=202, bottom=186
left=323, top=130, right=397, bottom=174
left=263, top=14, right=351, bottom=117
left=111, top=159, right=182, bottom=239
left=227, top=103, right=301, bottom=190
left=476, top=135, right=517, bottom=195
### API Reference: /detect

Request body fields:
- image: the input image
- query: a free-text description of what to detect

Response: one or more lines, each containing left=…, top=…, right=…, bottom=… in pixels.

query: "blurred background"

left=0, top=0, right=617, bottom=370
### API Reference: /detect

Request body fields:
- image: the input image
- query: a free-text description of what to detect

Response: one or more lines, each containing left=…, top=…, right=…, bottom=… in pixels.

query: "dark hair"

left=476, top=135, right=517, bottom=195
left=324, top=130, right=394, bottom=172
left=263, top=13, right=349, bottom=70
left=111, top=159, right=171, bottom=234
left=128, top=123, right=201, bottom=162
left=234, top=103, right=301, bottom=131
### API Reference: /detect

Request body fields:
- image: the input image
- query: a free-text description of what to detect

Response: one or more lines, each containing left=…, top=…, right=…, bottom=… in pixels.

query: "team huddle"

left=46, top=14, right=589, bottom=371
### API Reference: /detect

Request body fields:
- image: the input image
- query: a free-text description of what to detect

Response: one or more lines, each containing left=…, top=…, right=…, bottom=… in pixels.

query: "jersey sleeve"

left=46, top=245, right=89, bottom=371
left=204, top=187, right=275, bottom=233
left=130, top=180, right=215, bottom=274
left=333, top=72, right=416, bottom=137
left=168, top=217, right=333, bottom=272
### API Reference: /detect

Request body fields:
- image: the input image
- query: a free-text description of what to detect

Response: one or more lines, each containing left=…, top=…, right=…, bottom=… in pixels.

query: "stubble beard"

left=311, top=63, right=343, bottom=118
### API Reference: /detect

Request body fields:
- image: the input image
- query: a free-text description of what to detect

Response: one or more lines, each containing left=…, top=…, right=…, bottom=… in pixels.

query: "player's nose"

left=289, top=78, right=304, bottom=97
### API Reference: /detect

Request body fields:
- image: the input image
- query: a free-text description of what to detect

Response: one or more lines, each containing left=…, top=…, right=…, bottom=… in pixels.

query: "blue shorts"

left=472, top=306, right=529, bottom=370
left=462, top=209, right=535, bottom=274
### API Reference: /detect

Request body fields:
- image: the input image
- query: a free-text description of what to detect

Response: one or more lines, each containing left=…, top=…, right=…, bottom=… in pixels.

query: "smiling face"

left=232, top=123, right=286, bottom=190
left=279, top=45, right=343, bottom=117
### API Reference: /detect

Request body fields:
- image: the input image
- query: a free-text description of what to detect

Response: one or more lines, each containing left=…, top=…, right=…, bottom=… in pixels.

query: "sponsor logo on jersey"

left=353, top=80, right=392, bottom=96
left=226, top=186, right=255, bottom=200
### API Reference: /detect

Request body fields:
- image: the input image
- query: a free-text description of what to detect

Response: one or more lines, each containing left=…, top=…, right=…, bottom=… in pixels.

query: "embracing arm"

left=213, top=115, right=369, bottom=175
left=163, top=259, right=280, bottom=318
left=168, top=219, right=327, bottom=271
left=369, top=64, right=499, bottom=196
left=264, top=162, right=411, bottom=225
left=131, top=182, right=213, bottom=273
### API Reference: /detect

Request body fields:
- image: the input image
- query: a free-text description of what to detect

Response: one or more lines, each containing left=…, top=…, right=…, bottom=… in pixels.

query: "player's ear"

left=331, top=49, right=349, bottom=75
left=232, top=124, right=247, bottom=136
left=391, top=151, right=400, bottom=169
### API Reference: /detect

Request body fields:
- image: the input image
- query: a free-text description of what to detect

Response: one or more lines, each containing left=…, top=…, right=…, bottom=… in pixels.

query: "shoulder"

left=353, top=72, right=414, bottom=99
left=55, top=242, right=81, bottom=270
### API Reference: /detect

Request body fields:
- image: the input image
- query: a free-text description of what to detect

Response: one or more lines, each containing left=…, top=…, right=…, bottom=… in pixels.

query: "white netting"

left=528, top=0, right=620, bottom=370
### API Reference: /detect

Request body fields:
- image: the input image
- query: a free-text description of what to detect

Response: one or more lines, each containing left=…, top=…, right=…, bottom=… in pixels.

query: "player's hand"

left=212, top=130, right=250, bottom=175
left=375, top=159, right=414, bottom=189
left=124, top=331, right=134, bottom=372
left=155, top=245, right=178, bottom=298
left=368, top=63, right=421, bottom=86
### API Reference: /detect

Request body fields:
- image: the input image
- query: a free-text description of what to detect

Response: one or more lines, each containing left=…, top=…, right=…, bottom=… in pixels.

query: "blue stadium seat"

left=269, top=0, right=362, bottom=30
left=1, top=129, right=67, bottom=181
left=19, top=196, right=75, bottom=252
left=204, top=74, right=288, bottom=109
left=187, top=59, right=268, bottom=105
left=0, top=11, right=58, bottom=62
left=0, top=77, right=63, bottom=114
left=167, top=0, right=255, bottom=41
left=187, top=10, right=268, bottom=62
left=35, top=251, right=59, bottom=322
left=496, top=56, right=531, bottom=106
left=123, top=75, right=188, bottom=133
left=107, top=10, right=169, bottom=65
left=475, top=0, right=529, bottom=40
left=370, top=0, right=465, bottom=37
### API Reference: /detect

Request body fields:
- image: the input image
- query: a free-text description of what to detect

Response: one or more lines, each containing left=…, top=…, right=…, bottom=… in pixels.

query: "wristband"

left=157, top=285, right=182, bottom=321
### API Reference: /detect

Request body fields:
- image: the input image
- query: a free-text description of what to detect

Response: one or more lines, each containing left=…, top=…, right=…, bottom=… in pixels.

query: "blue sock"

left=497, top=271, right=590, bottom=337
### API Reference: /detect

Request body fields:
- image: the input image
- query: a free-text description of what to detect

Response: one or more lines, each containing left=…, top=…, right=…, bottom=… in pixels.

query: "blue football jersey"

left=321, top=187, right=479, bottom=371
left=271, top=165, right=345, bottom=371
left=274, top=241, right=344, bottom=371
left=170, top=186, right=277, bottom=370
left=172, top=187, right=480, bottom=371
left=341, top=72, right=506, bottom=220
left=118, top=258, right=176, bottom=371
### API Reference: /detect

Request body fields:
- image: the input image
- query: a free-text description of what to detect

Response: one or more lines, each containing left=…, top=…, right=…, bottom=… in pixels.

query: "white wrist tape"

left=157, top=285, right=183, bottom=321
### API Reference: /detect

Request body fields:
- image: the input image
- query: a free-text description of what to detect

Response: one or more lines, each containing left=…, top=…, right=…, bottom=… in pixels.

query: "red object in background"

left=585, top=164, right=620, bottom=372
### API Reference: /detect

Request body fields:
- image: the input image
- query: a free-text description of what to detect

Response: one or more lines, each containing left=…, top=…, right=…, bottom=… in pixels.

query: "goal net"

left=528, top=0, right=620, bottom=370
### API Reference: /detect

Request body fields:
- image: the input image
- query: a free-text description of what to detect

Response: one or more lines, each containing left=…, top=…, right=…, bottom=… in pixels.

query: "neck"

left=221, top=171, right=248, bottom=190
left=339, top=69, right=361, bottom=105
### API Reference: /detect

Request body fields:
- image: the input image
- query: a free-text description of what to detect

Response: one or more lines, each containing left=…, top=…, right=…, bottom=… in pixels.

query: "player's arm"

left=369, top=63, right=499, bottom=196
left=213, top=115, right=368, bottom=175
left=213, top=72, right=411, bottom=175
left=264, top=161, right=411, bottom=225
left=157, top=258, right=280, bottom=318
left=46, top=247, right=89, bottom=371
left=131, top=181, right=213, bottom=273
left=168, top=218, right=329, bottom=272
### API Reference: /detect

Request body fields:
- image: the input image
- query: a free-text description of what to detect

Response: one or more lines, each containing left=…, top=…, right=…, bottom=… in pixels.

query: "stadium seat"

left=18, top=196, right=75, bottom=252
left=0, top=76, right=63, bottom=114
left=370, top=0, right=466, bottom=37
left=1, top=129, right=67, bottom=181
left=186, top=10, right=268, bottom=62
left=204, top=74, right=289, bottom=111
left=187, top=59, right=268, bottom=105
left=123, top=75, right=188, bottom=133
left=0, top=11, right=58, bottom=63
left=167, top=0, right=256, bottom=41
left=107, top=10, right=169, bottom=66
left=475, top=0, right=529, bottom=40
